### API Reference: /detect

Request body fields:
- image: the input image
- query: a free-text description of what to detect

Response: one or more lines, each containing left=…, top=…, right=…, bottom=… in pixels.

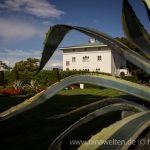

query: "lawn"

left=0, top=88, right=126, bottom=150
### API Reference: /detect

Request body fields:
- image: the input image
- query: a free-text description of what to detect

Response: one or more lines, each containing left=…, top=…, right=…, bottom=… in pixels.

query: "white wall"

left=62, top=47, right=112, bottom=73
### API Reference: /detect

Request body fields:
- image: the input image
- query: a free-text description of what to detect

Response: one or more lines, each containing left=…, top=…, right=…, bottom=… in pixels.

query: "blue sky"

left=0, top=0, right=149, bottom=69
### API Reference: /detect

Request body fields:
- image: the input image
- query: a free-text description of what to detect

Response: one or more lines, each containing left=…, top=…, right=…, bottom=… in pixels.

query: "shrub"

left=24, top=79, right=40, bottom=93
left=23, top=87, right=36, bottom=95
left=121, top=76, right=138, bottom=83
left=0, top=86, right=4, bottom=89
left=11, top=69, right=19, bottom=84
left=0, top=71, right=5, bottom=86
left=84, top=84, right=101, bottom=89
left=51, top=68, right=60, bottom=85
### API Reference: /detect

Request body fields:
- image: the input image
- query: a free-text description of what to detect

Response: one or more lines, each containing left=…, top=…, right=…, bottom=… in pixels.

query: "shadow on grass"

left=0, top=94, right=34, bottom=113
left=0, top=94, right=122, bottom=150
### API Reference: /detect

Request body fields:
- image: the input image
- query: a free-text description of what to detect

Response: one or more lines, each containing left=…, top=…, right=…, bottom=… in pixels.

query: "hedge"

left=121, top=76, right=138, bottom=83
left=4, top=70, right=138, bottom=87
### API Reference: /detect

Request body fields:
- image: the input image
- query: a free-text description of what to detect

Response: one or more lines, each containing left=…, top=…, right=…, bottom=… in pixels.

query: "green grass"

left=0, top=88, right=126, bottom=150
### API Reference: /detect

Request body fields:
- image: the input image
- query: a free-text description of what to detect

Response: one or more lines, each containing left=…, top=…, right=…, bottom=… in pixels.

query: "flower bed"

left=69, top=85, right=79, bottom=89
left=38, top=87, right=46, bottom=92
left=0, top=89, right=22, bottom=96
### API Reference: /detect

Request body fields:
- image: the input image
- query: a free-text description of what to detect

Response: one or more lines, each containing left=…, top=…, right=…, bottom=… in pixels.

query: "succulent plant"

left=12, top=80, right=24, bottom=90
left=1, top=0, right=150, bottom=149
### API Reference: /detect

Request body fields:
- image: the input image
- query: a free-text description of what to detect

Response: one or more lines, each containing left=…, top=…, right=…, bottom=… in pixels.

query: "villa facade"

left=59, top=38, right=130, bottom=76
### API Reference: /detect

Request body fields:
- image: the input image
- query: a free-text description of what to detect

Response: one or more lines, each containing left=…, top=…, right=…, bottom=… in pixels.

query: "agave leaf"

left=143, top=0, right=150, bottom=21
left=1, top=74, right=150, bottom=121
left=36, top=25, right=71, bottom=74
left=48, top=103, right=148, bottom=150
left=37, top=24, right=150, bottom=75
left=46, top=98, right=148, bottom=119
left=122, top=0, right=150, bottom=59
left=78, top=111, right=150, bottom=150
left=12, top=80, right=24, bottom=90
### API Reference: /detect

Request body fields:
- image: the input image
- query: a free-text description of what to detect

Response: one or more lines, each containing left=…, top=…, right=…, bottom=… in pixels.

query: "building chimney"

left=89, top=38, right=96, bottom=43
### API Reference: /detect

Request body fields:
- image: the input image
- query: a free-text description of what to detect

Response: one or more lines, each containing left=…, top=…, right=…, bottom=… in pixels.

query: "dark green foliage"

left=84, top=84, right=102, bottom=89
left=3, top=70, right=111, bottom=87
left=4, top=70, right=51, bottom=86
left=51, top=68, right=60, bottom=85
left=34, top=70, right=52, bottom=86
left=0, top=71, right=5, bottom=86
left=23, top=87, right=36, bottom=95
left=122, top=76, right=138, bottom=83
left=10, top=69, right=19, bottom=84
left=14, top=58, right=40, bottom=72
left=60, top=70, right=86, bottom=79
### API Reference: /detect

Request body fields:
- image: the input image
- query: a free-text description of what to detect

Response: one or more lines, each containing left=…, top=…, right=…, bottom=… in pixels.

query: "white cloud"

left=3, top=48, right=42, bottom=57
left=0, top=48, right=41, bottom=66
left=51, top=62, right=62, bottom=67
left=43, top=60, right=62, bottom=70
left=43, top=21, right=53, bottom=26
left=4, top=49, right=33, bottom=56
left=0, top=0, right=65, bottom=18
left=0, top=16, right=47, bottom=44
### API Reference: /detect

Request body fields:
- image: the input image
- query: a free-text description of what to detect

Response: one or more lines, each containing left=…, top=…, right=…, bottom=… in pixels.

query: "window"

left=98, top=47, right=101, bottom=50
left=73, top=49, right=75, bottom=52
left=66, top=61, right=70, bottom=66
left=83, top=56, right=89, bottom=62
left=72, top=57, right=76, bottom=62
left=85, top=48, right=87, bottom=51
left=96, top=68, right=100, bottom=71
left=97, top=56, right=101, bottom=61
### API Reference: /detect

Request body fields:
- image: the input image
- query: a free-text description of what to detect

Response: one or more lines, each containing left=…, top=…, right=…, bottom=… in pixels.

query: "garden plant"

left=1, top=0, right=150, bottom=150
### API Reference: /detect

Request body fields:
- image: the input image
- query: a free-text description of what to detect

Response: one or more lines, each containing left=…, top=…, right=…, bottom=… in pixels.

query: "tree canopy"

left=14, top=58, right=40, bottom=72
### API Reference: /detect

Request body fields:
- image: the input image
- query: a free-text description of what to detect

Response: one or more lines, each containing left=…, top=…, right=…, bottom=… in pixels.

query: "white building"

left=59, top=38, right=130, bottom=76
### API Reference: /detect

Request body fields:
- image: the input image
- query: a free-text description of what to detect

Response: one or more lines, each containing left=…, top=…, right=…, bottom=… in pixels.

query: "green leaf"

left=122, top=0, right=150, bottom=59
left=48, top=102, right=148, bottom=150
left=36, top=25, right=71, bottom=74
left=143, top=0, right=150, bottom=21
left=47, top=98, right=148, bottom=119
left=78, top=111, right=150, bottom=150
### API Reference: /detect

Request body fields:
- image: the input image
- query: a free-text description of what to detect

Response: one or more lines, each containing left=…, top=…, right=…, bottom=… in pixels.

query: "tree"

left=14, top=58, right=40, bottom=72
left=51, top=68, right=60, bottom=85
left=0, top=61, right=11, bottom=71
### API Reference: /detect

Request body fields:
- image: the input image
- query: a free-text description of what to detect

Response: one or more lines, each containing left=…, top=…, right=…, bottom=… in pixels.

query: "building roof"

left=59, top=41, right=107, bottom=50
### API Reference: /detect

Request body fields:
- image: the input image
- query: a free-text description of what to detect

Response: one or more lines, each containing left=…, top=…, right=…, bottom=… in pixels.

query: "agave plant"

left=1, top=0, right=150, bottom=149
left=25, top=79, right=40, bottom=93
left=12, top=80, right=24, bottom=90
